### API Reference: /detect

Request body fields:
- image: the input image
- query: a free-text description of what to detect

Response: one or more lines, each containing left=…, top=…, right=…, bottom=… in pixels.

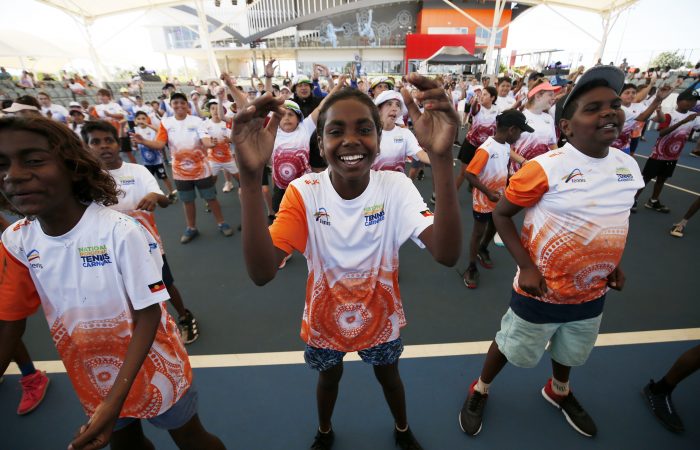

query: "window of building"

left=164, top=26, right=200, bottom=49
left=475, top=27, right=503, bottom=46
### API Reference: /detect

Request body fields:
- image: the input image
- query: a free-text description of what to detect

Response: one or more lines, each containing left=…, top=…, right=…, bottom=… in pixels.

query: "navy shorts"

left=472, top=210, right=493, bottom=223
left=113, top=383, right=198, bottom=432
left=145, top=163, right=168, bottom=180
left=304, top=338, right=404, bottom=372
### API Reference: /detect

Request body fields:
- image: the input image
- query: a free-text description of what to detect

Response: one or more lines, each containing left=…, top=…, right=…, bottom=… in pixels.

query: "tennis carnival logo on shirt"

left=117, top=175, right=136, bottom=186
left=314, top=208, right=331, bottom=226
left=563, top=168, right=586, bottom=183
left=27, top=249, right=43, bottom=269
left=79, top=245, right=113, bottom=268
left=363, top=204, right=385, bottom=227
left=615, top=167, right=635, bottom=182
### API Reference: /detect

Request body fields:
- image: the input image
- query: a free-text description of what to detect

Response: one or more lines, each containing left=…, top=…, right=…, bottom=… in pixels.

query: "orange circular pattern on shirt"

left=172, top=149, right=209, bottom=180
left=303, top=271, right=398, bottom=352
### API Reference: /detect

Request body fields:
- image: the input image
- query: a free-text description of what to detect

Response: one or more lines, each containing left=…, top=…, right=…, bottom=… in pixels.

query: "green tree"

left=649, top=51, right=686, bottom=69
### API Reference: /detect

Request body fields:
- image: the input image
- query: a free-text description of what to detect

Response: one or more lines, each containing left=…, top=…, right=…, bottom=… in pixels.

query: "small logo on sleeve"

left=314, top=208, right=331, bottom=226
left=562, top=168, right=586, bottom=183
left=420, top=209, right=434, bottom=217
left=148, top=281, right=166, bottom=294
left=615, top=167, right=635, bottom=182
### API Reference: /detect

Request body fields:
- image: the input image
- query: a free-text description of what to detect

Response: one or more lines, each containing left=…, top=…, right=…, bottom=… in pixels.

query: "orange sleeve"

left=466, top=147, right=489, bottom=176
left=0, top=243, right=40, bottom=321
left=269, top=184, right=308, bottom=255
left=155, top=123, right=168, bottom=143
left=505, top=161, right=549, bottom=207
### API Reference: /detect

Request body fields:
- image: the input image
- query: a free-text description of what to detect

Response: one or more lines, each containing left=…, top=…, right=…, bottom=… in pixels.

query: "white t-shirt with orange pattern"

left=0, top=204, right=192, bottom=418
left=269, top=170, right=434, bottom=352
left=465, top=104, right=498, bottom=147
left=650, top=110, right=700, bottom=161
left=156, top=115, right=211, bottom=181
left=466, top=137, right=510, bottom=213
left=198, top=119, right=234, bottom=164
left=504, top=143, right=644, bottom=305
left=108, top=163, right=166, bottom=255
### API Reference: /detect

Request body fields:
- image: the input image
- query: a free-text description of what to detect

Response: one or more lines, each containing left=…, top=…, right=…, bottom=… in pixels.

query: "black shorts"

left=472, top=210, right=493, bottom=223
left=162, top=254, right=174, bottom=287
left=642, top=158, right=677, bottom=180
left=145, top=164, right=168, bottom=180
left=119, top=137, right=132, bottom=153
left=261, top=166, right=271, bottom=186
left=272, top=185, right=285, bottom=213
left=458, top=140, right=478, bottom=165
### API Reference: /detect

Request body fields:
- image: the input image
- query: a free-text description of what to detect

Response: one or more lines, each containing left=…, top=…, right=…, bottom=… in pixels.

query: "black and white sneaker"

left=310, top=429, right=334, bottom=450
left=644, top=199, right=670, bottom=213
left=459, top=380, right=488, bottom=436
left=542, top=379, right=597, bottom=437
left=643, top=380, right=684, bottom=433
left=178, top=310, right=199, bottom=344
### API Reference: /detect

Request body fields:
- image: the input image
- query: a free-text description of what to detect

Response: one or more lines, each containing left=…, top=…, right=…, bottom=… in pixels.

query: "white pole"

left=484, top=0, right=505, bottom=75
left=83, top=19, right=109, bottom=86
left=195, top=0, right=220, bottom=78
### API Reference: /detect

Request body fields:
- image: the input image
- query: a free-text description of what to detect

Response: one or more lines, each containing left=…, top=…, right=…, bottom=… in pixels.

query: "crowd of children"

left=1, top=59, right=699, bottom=449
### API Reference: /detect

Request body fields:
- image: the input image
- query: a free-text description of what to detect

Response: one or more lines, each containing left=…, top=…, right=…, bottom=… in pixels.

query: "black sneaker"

left=642, top=380, right=684, bottom=433
left=417, top=169, right=425, bottom=181
left=459, top=380, right=488, bottom=436
left=644, top=199, right=670, bottom=213
left=542, top=379, right=597, bottom=437
left=178, top=310, right=199, bottom=344
left=310, top=429, right=334, bottom=450
left=394, top=426, right=423, bottom=450
left=463, top=266, right=479, bottom=289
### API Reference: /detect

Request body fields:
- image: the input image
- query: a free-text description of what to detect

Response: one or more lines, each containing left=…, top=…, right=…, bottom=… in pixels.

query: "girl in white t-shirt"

left=373, top=90, right=430, bottom=173
left=510, top=80, right=560, bottom=173
left=456, top=86, right=498, bottom=190
left=231, top=73, right=462, bottom=450
left=0, top=116, right=224, bottom=450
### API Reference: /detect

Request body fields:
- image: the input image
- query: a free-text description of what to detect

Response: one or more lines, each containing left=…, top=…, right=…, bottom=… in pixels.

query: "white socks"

left=474, top=377, right=490, bottom=395
left=551, top=377, right=570, bottom=397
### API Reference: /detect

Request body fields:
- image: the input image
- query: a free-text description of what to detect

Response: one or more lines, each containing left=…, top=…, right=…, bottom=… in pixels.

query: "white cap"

left=373, top=90, right=408, bottom=116
left=2, top=103, right=39, bottom=113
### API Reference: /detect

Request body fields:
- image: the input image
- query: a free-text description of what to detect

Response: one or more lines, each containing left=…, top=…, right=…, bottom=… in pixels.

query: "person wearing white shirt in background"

left=67, top=103, right=87, bottom=139
left=373, top=90, right=430, bottom=173
left=199, top=99, right=239, bottom=193
left=495, top=77, right=516, bottom=113
left=67, top=79, right=85, bottom=95
left=94, top=88, right=135, bottom=163
left=37, top=92, right=69, bottom=123
left=117, top=87, right=137, bottom=128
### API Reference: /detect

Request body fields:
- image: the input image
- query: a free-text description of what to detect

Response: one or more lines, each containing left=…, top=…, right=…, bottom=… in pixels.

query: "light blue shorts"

left=113, top=383, right=198, bottom=432
left=495, top=308, right=602, bottom=368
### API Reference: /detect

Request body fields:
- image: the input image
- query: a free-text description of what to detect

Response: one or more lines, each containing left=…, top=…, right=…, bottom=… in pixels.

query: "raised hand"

left=401, top=73, right=459, bottom=158
left=655, top=84, right=673, bottom=102
left=264, top=58, right=277, bottom=78
left=231, top=93, right=285, bottom=175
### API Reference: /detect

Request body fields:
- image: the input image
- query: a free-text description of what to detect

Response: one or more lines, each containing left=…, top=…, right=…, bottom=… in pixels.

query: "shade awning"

left=425, top=46, right=486, bottom=65
left=35, top=0, right=191, bottom=20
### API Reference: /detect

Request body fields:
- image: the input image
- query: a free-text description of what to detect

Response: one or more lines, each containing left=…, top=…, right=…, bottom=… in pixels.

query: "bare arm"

left=660, top=113, right=697, bottom=137
left=69, top=304, right=161, bottom=450
left=465, top=171, right=500, bottom=202
left=403, top=73, right=462, bottom=266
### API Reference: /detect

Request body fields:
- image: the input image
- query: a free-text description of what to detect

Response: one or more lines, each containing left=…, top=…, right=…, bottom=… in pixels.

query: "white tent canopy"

left=34, top=0, right=191, bottom=20
left=0, top=30, right=82, bottom=73
left=441, top=0, right=639, bottom=74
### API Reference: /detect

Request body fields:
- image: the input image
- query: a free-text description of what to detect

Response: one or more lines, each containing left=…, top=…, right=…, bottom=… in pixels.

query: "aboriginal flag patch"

left=148, top=281, right=166, bottom=294
left=420, top=210, right=434, bottom=217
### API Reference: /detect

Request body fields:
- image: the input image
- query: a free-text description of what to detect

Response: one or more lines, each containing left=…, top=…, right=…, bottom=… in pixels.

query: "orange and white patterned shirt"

left=511, top=108, right=557, bottom=172
left=156, top=115, right=211, bottom=180
left=0, top=204, right=192, bottom=418
left=269, top=170, right=434, bottom=352
left=198, top=119, right=234, bottom=164
left=650, top=110, right=700, bottom=161
left=505, top=143, right=644, bottom=304
left=465, top=104, right=498, bottom=148
left=466, top=137, right=510, bottom=213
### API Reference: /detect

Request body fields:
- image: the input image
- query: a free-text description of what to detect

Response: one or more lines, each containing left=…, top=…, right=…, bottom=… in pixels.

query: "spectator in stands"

left=2, top=95, right=42, bottom=117
left=68, top=102, right=86, bottom=138
left=18, top=71, right=34, bottom=89
left=159, top=83, right=176, bottom=117
left=0, top=67, right=11, bottom=80
left=66, top=78, right=86, bottom=95
left=37, top=92, right=69, bottom=123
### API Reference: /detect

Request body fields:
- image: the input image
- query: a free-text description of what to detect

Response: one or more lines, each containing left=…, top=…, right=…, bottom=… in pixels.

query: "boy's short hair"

left=134, top=110, right=148, bottom=118
left=497, top=77, right=512, bottom=86
left=96, top=88, right=112, bottom=98
left=82, top=120, right=119, bottom=143
left=170, top=92, right=188, bottom=103
left=163, top=83, right=175, bottom=90
left=621, top=83, right=637, bottom=93
left=37, top=91, right=50, bottom=99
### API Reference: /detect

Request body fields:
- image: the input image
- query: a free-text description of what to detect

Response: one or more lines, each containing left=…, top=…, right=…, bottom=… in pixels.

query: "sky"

left=0, top=0, right=697, bottom=77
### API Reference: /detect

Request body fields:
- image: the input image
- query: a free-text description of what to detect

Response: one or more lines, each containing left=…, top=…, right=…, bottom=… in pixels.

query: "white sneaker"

left=222, top=181, right=233, bottom=193
left=494, top=233, right=504, bottom=247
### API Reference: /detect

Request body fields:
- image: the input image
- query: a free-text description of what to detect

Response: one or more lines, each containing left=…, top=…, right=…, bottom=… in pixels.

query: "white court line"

left=6, top=328, right=700, bottom=375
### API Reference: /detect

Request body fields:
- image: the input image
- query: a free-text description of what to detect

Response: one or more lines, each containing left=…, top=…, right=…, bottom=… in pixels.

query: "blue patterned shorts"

left=304, top=338, right=404, bottom=372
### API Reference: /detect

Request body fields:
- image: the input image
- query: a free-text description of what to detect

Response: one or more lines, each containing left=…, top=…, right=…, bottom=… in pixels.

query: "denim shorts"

left=174, top=177, right=217, bottom=202
left=495, top=308, right=602, bottom=368
left=304, top=338, right=404, bottom=372
left=113, top=383, right=198, bottom=432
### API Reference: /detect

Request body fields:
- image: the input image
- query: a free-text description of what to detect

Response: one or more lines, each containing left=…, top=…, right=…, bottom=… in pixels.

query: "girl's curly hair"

left=0, top=116, right=119, bottom=213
